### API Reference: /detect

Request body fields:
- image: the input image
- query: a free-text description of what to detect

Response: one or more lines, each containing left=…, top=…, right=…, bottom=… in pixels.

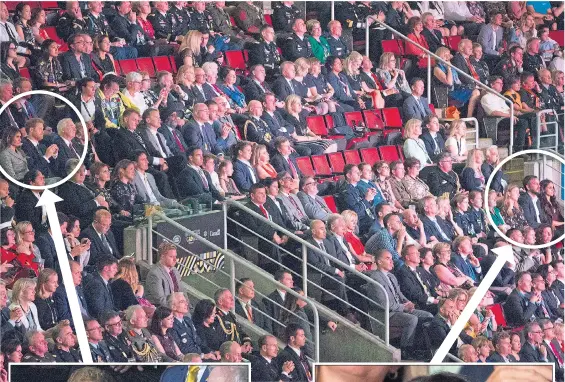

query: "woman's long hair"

left=111, top=159, right=133, bottom=184
left=0, top=41, right=14, bottom=64
left=114, top=256, right=140, bottom=292
left=148, top=306, right=173, bottom=336
left=0, top=127, right=20, bottom=151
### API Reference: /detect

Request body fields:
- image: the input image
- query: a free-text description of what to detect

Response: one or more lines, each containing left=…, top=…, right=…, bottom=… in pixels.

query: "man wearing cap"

left=159, top=102, right=188, bottom=158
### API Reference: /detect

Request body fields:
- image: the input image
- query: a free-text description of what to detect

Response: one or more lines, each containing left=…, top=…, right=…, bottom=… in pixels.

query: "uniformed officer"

left=21, top=331, right=57, bottom=363
left=284, top=19, right=312, bottom=61
left=101, top=310, right=136, bottom=362
left=125, top=305, right=174, bottom=362
left=244, top=101, right=273, bottom=146
left=169, top=1, right=191, bottom=36
left=272, top=1, right=302, bottom=34
left=148, top=1, right=183, bottom=42
left=234, top=1, right=264, bottom=36
left=326, top=20, right=350, bottom=58
left=85, top=318, right=114, bottom=362
left=214, top=289, right=250, bottom=346
left=189, top=1, right=214, bottom=32
left=248, top=25, right=282, bottom=80
left=52, top=322, right=82, bottom=362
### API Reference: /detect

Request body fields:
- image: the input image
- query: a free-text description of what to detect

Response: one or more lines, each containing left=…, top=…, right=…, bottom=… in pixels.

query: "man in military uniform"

left=22, top=330, right=57, bottom=363
left=284, top=19, right=312, bottom=61
left=214, top=288, right=250, bottom=346
left=148, top=1, right=183, bottom=43
left=101, top=310, right=136, bottom=362
left=169, top=1, right=191, bottom=36
left=234, top=1, right=264, bottom=37
left=272, top=1, right=302, bottom=39
left=56, top=1, right=87, bottom=42
left=209, top=1, right=256, bottom=48
left=125, top=305, right=173, bottom=362
left=248, top=25, right=281, bottom=81
left=84, top=1, right=137, bottom=59
left=327, top=20, right=350, bottom=58
left=52, top=322, right=82, bottom=362
left=85, top=318, right=114, bottom=362
left=426, top=152, right=461, bottom=200
left=189, top=1, right=214, bottom=31
left=244, top=101, right=273, bottom=146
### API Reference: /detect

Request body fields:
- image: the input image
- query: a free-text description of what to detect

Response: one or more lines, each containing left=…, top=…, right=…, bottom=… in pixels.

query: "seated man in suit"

left=420, top=115, right=446, bottom=164
left=181, top=103, right=224, bottom=155
left=53, top=118, right=82, bottom=178
left=270, top=136, right=303, bottom=180
left=272, top=61, right=300, bottom=103
left=451, top=236, right=482, bottom=285
left=420, top=195, right=455, bottom=243
left=132, top=151, right=181, bottom=208
left=79, top=209, right=120, bottom=266
left=57, top=159, right=109, bottom=228
left=504, top=272, right=546, bottom=327
left=263, top=270, right=294, bottom=337
left=60, top=33, right=97, bottom=83
left=232, top=141, right=259, bottom=193
left=158, top=102, right=189, bottom=158
left=539, top=318, right=565, bottom=379
left=481, top=146, right=508, bottom=194
left=277, top=172, right=310, bottom=231
left=427, top=297, right=460, bottom=356
left=519, top=175, right=551, bottom=229
left=367, top=248, right=433, bottom=357
left=53, top=260, right=89, bottom=325
left=175, top=146, right=224, bottom=203
left=401, top=77, right=432, bottom=121
left=426, top=153, right=460, bottom=199
left=297, top=176, right=332, bottom=222
left=145, top=242, right=182, bottom=307
left=20, top=118, right=59, bottom=179
left=35, top=212, right=71, bottom=271
left=244, top=65, right=273, bottom=102
left=235, top=278, right=271, bottom=333
left=520, top=321, right=551, bottom=363
left=84, top=256, right=118, bottom=320
left=251, top=334, right=294, bottom=382
left=487, top=331, right=517, bottom=362
left=276, top=323, right=312, bottom=382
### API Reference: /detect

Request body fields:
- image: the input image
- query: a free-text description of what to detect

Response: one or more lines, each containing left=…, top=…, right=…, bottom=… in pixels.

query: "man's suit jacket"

left=327, top=71, right=356, bottom=102
left=481, top=162, right=505, bottom=194
left=395, top=264, right=431, bottom=310
left=170, top=315, right=206, bottom=354
left=158, top=124, right=188, bottom=158
left=112, top=127, right=155, bottom=163
left=232, top=159, right=257, bottom=193
left=426, top=166, right=460, bottom=199
left=420, top=130, right=446, bottom=163
left=234, top=298, right=271, bottom=334
left=53, top=135, right=81, bottom=178
left=451, top=253, right=481, bottom=282
left=136, top=125, right=172, bottom=159
left=367, top=269, right=408, bottom=313
left=84, top=273, right=116, bottom=320
left=336, top=182, right=374, bottom=235
left=35, top=232, right=57, bottom=270
left=421, top=215, right=454, bottom=242
left=60, top=51, right=97, bottom=82
left=503, top=289, right=540, bottom=327
left=297, top=191, right=331, bottom=221
left=57, top=182, right=99, bottom=228
left=202, top=82, right=222, bottom=101
left=175, top=165, right=222, bottom=203
left=402, top=95, right=432, bottom=121
left=427, top=314, right=453, bottom=351
left=518, top=192, right=550, bottom=229
left=422, top=28, right=445, bottom=53
left=0, top=307, right=26, bottom=343
left=487, top=352, right=517, bottom=362
left=190, top=85, right=207, bottom=103
left=272, top=77, right=299, bottom=102
left=478, top=24, right=503, bottom=56
left=326, top=233, right=357, bottom=269
left=542, top=340, right=564, bottom=378
left=452, top=53, right=475, bottom=85
left=519, top=342, right=547, bottom=363
left=263, top=290, right=285, bottom=337
left=181, top=120, right=223, bottom=155
left=278, top=193, right=309, bottom=228
left=133, top=171, right=176, bottom=208
left=270, top=153, right=301, bottom=177
left=15, top=189, right=44, bottom=232
left=306, top=237, right=340, bottom=278
left=53, top=283, right=88, bottom=325
left=251, top=355, right=290, bottom=382
left=244, top=80, right=271, bottom=102
left=276, top=346, right=310, bottom=382
left=145, top=263, right=182, bottom=307
left=79, top=225, right=121, bottom=265
left=20, top=138, right=57, bottom=178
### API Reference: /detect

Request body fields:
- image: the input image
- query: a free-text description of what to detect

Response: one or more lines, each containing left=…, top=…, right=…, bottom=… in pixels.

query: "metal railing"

left=147, top=211, right=322, bottom=360
left=535, top=109, right=560, bottom=153
left=365, top=17, right=515, bottom=153
left=223, top=199, right=391, bottom=346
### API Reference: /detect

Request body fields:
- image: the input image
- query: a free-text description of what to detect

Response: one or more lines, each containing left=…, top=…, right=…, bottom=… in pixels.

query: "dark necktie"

left=198, top=169, right=209, bottom=190
left=2, top=23, right=17, bottom=43
left=413, top=268, right=429, bottom=295
left=132, top=131, right=146, bottom=147
left=433, top=135, right=440, bottom=155
left=287, top=157, right=297, bottom=178
left=69, top=142, right=79, bottom=158
left=101, top=233, right=113, bottom=254
left=171, top=129, right=185, bottom=152
left=169, top=269, right=179, bottom=292
left=156, top=133, right=170, bottom=157
left=299, top=351, right=312, bottom=381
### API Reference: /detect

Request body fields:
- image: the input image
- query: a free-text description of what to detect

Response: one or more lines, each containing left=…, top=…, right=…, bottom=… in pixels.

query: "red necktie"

left=466, top=57, right=480, bottom=81
left=172, top=130, right=185, bottom=152
left=287, top=157, right=297, bottom=178
left=246, top=303, right=254, bottom=323
left=259, top=204, right=269, bottom=218
left=169, top=270, right=179, bottom=292
left=551, top=341, right=564, bottom=366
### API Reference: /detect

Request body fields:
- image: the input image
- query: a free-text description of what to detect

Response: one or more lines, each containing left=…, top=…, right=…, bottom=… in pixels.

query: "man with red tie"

left=276, top=323, right=312, bottom=382
left=540, top=318, right=564, bottom=380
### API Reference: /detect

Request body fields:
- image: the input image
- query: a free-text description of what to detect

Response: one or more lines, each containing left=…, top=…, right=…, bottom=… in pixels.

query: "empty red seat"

left=153, top=56, right=172, bottom=73
left=382, top=107, right=403, bottom=129
left=362, top=110, right=384, bottom=131
left=378, top=145, right=401, bottom=162
left=295, top=157, right=316, bottom=177
left=343, top=150, right=361, bottom=165
left=549, top=30, right=564, bottom=47
left=224, top=50, right=247, bottom=71
left=40, top=1, right=59, bottom=8
left=382, top=40, right=402, bottom=55
left=445, top=35, right=462, bottom=51
left=118, top=59, right=138, bottom=75
left=311, top=155, right=332, bottom=176
left=136, top=57, right=155, bottom=77
left=327, top=152, right=346, bottom=173
left=264, top=14, right=273, bottom=26
left=344, top=111, right=364, bottom=127
left=359, top=147, right=380, bottom=165
left=487, top=303, right=507, bottom=328
left=322, top=195, right=338, bottom=213
left=306, top=115, right=329, bottom=136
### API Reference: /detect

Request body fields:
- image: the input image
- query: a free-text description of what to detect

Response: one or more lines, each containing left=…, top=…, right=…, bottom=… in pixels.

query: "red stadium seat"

left=397, top=145, right=405, bottom=160
left=429, top=104, right=436, bottom=114
left=243, top=49, right=249, bottom=62
left=18, top=67, right=30, bottom=79
left=549, top=30, right=564, bottom=47
left=322, top=195, right=338, bottom=213
left=487, top=303, right=507, bottom=328
left=343, top=150, right=361, bottom=165
left=311, top=155, right=332, bottom=176
left=362, top=110, right=384, bottom=131
left=153, top=56, right=173, bottom=73
left=295, top=157, right=316, bottom=177
left=169, top=56, right=178, bottom=74
left=445, top=35, right=462, bottom=51
left=136, top=57, right=155, bottom=77
left=229, top=16, right=237, bottom=27
left=224, top=50, right=247, bottom=71
left=327, top=152, right=346, bottom=173
left=382, top=40, right=402, bottom=55
left=40, top=1, right=59, bottom=9
left=382, top=107, right=403, bottom=129
left=344, top=111, right=364, bottom=127
left=42, top=26, right=63, bottom=44
left=359, top=147, right=380, bottom=165
left=118, top=59, right=138, bottom=75
left=264, top=14, right=273, bottom=26
left=306, top=115, right=329, bottom=136
left=378, top=145, right=400, bottom=162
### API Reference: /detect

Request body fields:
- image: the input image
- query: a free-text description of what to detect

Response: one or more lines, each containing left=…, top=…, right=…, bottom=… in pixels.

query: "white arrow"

left=431, top=245, right=514, bottom=362
left=37, top=190, right=93, bottom=363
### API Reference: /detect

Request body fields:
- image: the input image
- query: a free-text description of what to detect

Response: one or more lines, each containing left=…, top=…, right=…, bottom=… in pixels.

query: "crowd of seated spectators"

left=0, top=1, right=563, bottom=381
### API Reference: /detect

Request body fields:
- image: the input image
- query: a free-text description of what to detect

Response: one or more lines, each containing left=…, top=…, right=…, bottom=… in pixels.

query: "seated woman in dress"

left=149, top=306, right=183, bottom=361
left=404, top=16, right=430, bottom=77
left=11, top=277, right=42, bottom=331
left=110, top=159, right=139, bottom=219
left=342, top=52, right=376, bottom=110
left=284, top=95, right=337, bottom=154
left=35, top=39, right=70, bottom=92
left=91, top=35, right=117, bottom=81
left=29, top=8, right=48, bottom=47
left=112, top=257, right=146, bottom=312
left=445, top=120, right=468, bottom=163
left=540, top=179, right=565, bottom=233
left=376, top=52, right=411, bottom=98
left=434, top=47, right=481, bottom=117
left=192, top=299, right=222, bottom=352
left=175, top=65, right=196, bottom=109
left=498, top=184, right=528, bottom=229
left=432, top=242, right=475, bottom=293
left=326, top=56, right=365, bottom=111
left=419, top=247, right=447, bottom=298
left=86, top=161, right=122, bottom=218
left=402, top=119, right=433, bottom=167
left=401, top=158, right=432, bottom=202
left=14, top=221, right=41, bottom=277
left=217, top=160, right=245, bottom=200
left=0, top=128, right=29, bottom=182
left=460, top=148, right=486, bottom=192
left=219, top=68, right=246, bottom=110
left=341, top=210, right=375, bottom=267
left=251, top=144, right=277, bottom=180
left=305, top=58, right=339, bottom=114
left=295, top=58, right=332, bottom=115
left=372, top=161, right=403, bottom=211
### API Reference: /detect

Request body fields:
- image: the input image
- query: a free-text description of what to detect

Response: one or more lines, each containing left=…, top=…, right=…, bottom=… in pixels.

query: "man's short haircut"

left=343, top=163, right=357, bottom=177
left=274, top=268, right=290, bottom=282
left=66, top=158, right=81, bottom=176
left=96, top=255, right=118, bottom=272
left=409, top=77, right=424, bottom=87
left=100, top=310, right=121, bottom=325
left=142, top=107, right=158, bottom=122
left=523, top=175, right=538, bottom=189
left=283, top=322, right=304, bottom=343
left=25, top=118, right=44, bottom=134
left=51, top=321, right=71, bottom=341
left=509, top=45, right=523, bottom=55
left=132, top=150, right=147, bottom=162
left=273, top=136, right=290, bottom=150
left=158, top=242, right=176, bottom=257
left=373, top=248, right=390, bottom=262
left=488, top=75, right=503, bottom=86
left=375, top=202, right=391, bottom=216
left=258, top=334, right=275, bottom=348
left=383, top=212, right=400, bottom=227
left=236, top=277, right=252, bottom=294
left=123, top=107, right=141, bottom=120
left=524, top=320, right=541, bottom=337
left=401, top=244, right=418, bottom=259
left=520, top=71, right=534, bottom=83
left=214, top=287, right=230, bottom=303
left=249, top=182, right=266, bottom=195
left=492, top=330, right=510, bottom=346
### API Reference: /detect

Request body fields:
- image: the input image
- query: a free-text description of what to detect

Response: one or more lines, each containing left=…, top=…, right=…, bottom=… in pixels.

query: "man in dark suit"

left=175, top=146, right=223, bottom=203
left=53, top=260, right=89, bottom=325
left=481, top=146, right=508, bottom=194
left=84, top=256, right=118, bottom=320
left=519, top=175, right=551, bottom=229
left=35, top=212, right=69, bottom=271
left=420, top=117, right=446, bottom=163
left=421, top=13, right=446, bottom=53
left=504, top=272, right=545, bottom=327
left=60, top=33, right=97, bottom=82
left=252, top=335, right=293, bottom=382
left=451, top=236, right=482, bottom=284
left=235, top=278, right=271, bottom=333
left=270, top=136, right=302, bottom=178
left=158, top=102, right=188, bottom=158
left=426, top=154, right=460, bottom=199
left=244, top=65, right=273, bottom=102
left=452, top=39, right=480, bottom=86
left=53, top=118, right=82, bottom=178
left=181, top=103, right=224, bottom=155
left=79, top=209, right=120, bottom=266
left=427, top=297, right=460, bottom=355
left=401, top=77, right=432, bottom=121
left=520, top=321, right=551, bottom=363
left=487, top=331, right=517, bottom=362
left=540, top=318, right=565, bottom=379
left=420, top=196, right=455, bottom=243
left=15, top=171, right=46, bottom=233
left=232, top=141, right=258, bottom=193
left=272, top=62, right=300, bottom=103
left=263, top=270, right=294, bottom=337
left=20, top=118, right=59, bottom=178
left=276, top=323, right=311, bottom=382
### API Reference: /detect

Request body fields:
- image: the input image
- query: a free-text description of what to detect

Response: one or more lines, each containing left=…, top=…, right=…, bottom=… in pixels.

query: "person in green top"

left=307, top=19, right=330, bottom=64
left=487, top=189, right=510, bottom=233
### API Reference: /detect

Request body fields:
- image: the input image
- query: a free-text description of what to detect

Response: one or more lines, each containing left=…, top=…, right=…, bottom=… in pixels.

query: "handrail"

left=150, top=211, right=321, bottom=360
left=535, top=109, right=559, bottom=154
left=366, top=16, right=516, bottom=154
left=224, top=199, right=391, bottom=345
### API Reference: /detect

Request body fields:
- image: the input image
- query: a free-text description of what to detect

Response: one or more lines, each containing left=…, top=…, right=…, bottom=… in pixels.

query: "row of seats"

left=115, top=56, right=178, bottom=77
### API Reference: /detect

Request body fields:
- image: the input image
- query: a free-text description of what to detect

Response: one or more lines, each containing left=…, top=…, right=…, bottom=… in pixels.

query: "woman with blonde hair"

left=460, top=149, right=485, bottom=192
left=432, top=243, right=474, bottom=294
left=178, top=30, right=202, bottom=67
left=377, top=52, right=411, bottom=95
left=175, top=65, right=195, bottom=93
left=34, top=268, right=59, bottom=329
left=293, top=58, right=329, bottom=115
left=343, top=52, right=376, bottom=109
left=341, top=210, right=375, bottom=267
left=112, top=256, right=153, bottom=312
left=14, top=221, right=42, bottom=276
left=499, top=184, right=528, bottom=229
left=402, top=119, right=432, bottom=167
left=445, top=120, right=468, bottom=163
left=10, top=278, right=42, bottom=331
left=251, top=144, right=277, bottom=180
left=284, top=95, right=337, bottom=154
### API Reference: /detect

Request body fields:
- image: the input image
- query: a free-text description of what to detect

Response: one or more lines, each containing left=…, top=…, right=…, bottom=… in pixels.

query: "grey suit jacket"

left=0, top=148, right=28, bottom=181
left=367, top=270, right=408, bottom=313
left=297, top=191, right=331, bottom=221
left=145, top=263, right=182, bottom=307
left=277, top=193, right=309, bottom=230
left=133, top=171, right=178, bottom=208
left=477, top=24, right=504, bottom=56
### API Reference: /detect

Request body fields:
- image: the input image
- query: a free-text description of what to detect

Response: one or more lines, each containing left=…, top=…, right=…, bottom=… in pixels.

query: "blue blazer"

left=327, top=71, right=356, bottom=102
left=518, top=192, right=550, bottom=229
left=232, top=159, right=258, bottom=193
left=402, top=95, right=432, bottom=121
left=181, top=119, right=223, bottom=155
left=421, top=215, right=454, bottom=242
left=420, top=130, right=446, bottom=163
left=460, top=167, right=485, bottom=192
left=451, top=253, right=480, bottom=283
left=356, top=180, right=385, bottom=207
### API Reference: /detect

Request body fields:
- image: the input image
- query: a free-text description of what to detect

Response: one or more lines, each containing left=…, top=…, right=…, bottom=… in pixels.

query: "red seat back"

left=295, top=157, right=316, bottom=177
left=136, top=57, right=155, bottom=77
left=40, top=1, right=59, bottom=8
left=264, top=14, right=273, bottom=26
left=397, top=145, right=405, bottom=160
left=153, top=56, right=172, bottom=73
left=362, top=109, right=384, bottom=130
left=487, top=303, right=507, bottom=327
left=359, top=147, right=380, bottom=165
left=324, top=114, right=335, bottom=129
left=378, top=145, right=400, bottom=162
left=19, top=67, right=30, bottom=79
left=549, top=30, right=564, bottom=47
left=311, top=155, right=332, bottom=176
left=343, top=150, right=361, bottom=165
left=382, top=107, right=403, bottom=128
left=344, top=111, right=364, bottom=127
left=42, top=26, right=63, bottom=44
left=382, top=40, right=402, bottom=54
left=327, top=152, right=346, bottom=173
left=118, top=59, right=138, bottom=75
left=445, top=35, right=462, bottom=51
left=224, top=50, right=246, bottom=71
left=306, top=115, right=328, bottom=136
left=322, top=195, right=338, bottom=213
left=169, top=56, right=178, bottom=74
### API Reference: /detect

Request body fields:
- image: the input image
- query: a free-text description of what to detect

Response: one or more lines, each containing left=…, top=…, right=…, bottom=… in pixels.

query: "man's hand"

left=45, top=144, right=58, bottom=159
left=327, top=321, right=337, bottom=331
left=336, top=269, right=345, bottom=278
left=4, top=195, right=14, bottom=208
left=539, top=343, right=547, bottom=358
left=220, top=124, right=231, bottom=139
left=203, top=352, right=219, bottom=360
left=282, top=361, right=295, bottom=374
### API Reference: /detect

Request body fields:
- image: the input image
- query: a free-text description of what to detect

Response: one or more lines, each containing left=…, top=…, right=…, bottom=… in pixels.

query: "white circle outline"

left=0, top=90, right=89, bottom=191
left=484, top=148, right=565, bottom=250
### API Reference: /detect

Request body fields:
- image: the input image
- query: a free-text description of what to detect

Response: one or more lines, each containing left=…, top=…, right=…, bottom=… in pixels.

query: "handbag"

left=445, top=106, right=461, bottom=119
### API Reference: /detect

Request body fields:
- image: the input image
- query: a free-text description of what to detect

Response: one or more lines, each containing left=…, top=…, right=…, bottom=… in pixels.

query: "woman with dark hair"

left=418, top=247, right=446, bottom=298
left=220, top=68, right=246, bottom=109
left=149, top=306, right=183, bottom=361
left=110, top=159, right=138, bottom=218
left=538, top=264, right=564, bottom=318
left=91, top=35, right=116, bottom=80
left=535, top=224, right=556, bottom=264
left=0, top=42, right=21, bottom=81
left=29, top=8, right=48, bottom=46
left=539, top=179, right=564, bottom=233
left=2, top=339, right=23, bottom=368
left=0, top=128, right=29, bottom=182
left=401, top=158, right=431, bottom=201
left=86, top=162, right=121, bottom=216
left=14, top=3, right=34, bottom=47
left=35, top=39, right=67, bottom=92
left=64, top=215, right=90, bottom=268
left=192, top=299, right=223, bottom=352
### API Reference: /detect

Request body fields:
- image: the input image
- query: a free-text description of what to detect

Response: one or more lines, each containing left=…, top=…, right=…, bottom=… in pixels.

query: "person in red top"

left=341, top=210, right=376, bottom=270
left=133, top=1, right=156, bottom=39
left=405, top=17, right=430, bottom=59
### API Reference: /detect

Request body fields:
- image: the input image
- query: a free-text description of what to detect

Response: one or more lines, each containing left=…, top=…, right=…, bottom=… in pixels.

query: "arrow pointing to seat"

left=37, top=190, right=92, bottom=363
left=431, top=245, right=514, bottom=362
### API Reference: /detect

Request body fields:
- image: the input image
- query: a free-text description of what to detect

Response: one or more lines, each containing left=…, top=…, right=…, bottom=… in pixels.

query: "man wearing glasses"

left=426, top=152, right=460, bottom=199
left=101, top=310, right=136, bottom=363
left=85, top=317, right=114, bottom=363
left=60, top=34, right=97, bottom=83
left=520, top=321, right=550, bottom=363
